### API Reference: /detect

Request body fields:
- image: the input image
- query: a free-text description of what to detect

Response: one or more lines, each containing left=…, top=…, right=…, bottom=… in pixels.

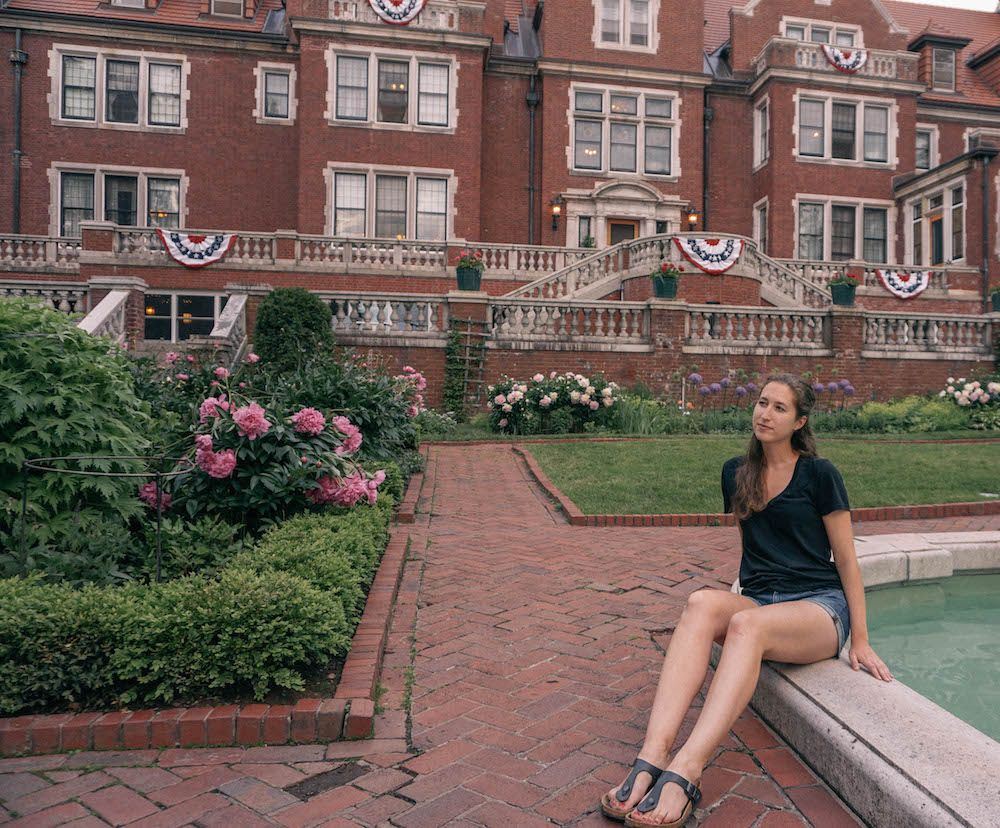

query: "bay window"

left=55, top=166, right=183, bottom=237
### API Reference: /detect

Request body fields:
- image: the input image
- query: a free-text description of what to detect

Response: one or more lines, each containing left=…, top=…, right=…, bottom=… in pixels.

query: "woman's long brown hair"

left=731, top=373, right=818, bottom=520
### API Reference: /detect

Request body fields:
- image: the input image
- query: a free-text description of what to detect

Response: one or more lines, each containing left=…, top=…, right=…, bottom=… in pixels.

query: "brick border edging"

left=0, top=527, right=412, bottom=757
left=512, top=445, right=1000, bottom=527
left=423, top=435, right=1000, bottom=447
left=396, top=471, right=423, bottom=524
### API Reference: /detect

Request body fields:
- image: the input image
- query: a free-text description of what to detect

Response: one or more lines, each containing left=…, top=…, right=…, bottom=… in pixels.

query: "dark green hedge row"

left=0, top=495, right=393, bottom=715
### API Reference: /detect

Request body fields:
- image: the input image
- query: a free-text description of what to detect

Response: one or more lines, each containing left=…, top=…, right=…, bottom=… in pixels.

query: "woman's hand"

left=849, top=641, right=893, bottom=682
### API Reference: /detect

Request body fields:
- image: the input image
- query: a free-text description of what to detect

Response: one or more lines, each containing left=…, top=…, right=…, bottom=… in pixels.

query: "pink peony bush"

left=487, top=371, right=621, bottom=434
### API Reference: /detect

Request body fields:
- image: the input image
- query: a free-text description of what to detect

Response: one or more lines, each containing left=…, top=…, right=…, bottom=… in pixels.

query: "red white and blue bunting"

left=157, top=230, right=237, bottom=269
left=367, top=0, right=428, bottom=25
left=674, top=237, right=744, bottom=275
left=876, top=269, right=931, bottom=299
left=821, top=44, right=869, bottom=74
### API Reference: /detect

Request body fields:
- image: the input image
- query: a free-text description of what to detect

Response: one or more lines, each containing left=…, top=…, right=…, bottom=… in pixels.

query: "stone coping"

left=0, top=529, right=412, bottom=757
left=715, top=531, right=1000, bottom=827
left=512, top=444, right=1000, bottom=526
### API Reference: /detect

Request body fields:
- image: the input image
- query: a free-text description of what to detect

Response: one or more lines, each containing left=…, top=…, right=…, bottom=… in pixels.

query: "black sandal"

left=599, top=758, right=664, bottom=822
left=623, top=771, right=701, bottom=828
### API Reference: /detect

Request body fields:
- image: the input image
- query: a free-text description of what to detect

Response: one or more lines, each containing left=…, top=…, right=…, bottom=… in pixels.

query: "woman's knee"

left=680, top=588, right=727, bottom=627
left=726, top=609, right=763, bottom=643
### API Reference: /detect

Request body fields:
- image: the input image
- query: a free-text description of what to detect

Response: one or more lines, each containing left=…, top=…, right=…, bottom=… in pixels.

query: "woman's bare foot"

left=626, top=755, right=702, bottom=826
left=603, top=749, right=669, bottom=818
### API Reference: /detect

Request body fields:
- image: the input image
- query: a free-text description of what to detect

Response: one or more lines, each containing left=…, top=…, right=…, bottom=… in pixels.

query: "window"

left=264, top=72, right=289, bottom=118
left=755, top=201, right=768, bottom=255
left=916, top=129, right=932, bottom=170
left=253, top=63, right=297, bottom=124
left=327, top=49, right=456, bottom=131
left=375, top=175, right=407, bottom=237
left=863, top=207, right=887, bottom=263
left=932, top=48, right=955, bottom=92
left=570, top=86, right=678, bottom=177
left=782, top=19, right=860, bottom=46
left=831, top=205, right=855, bottom=261
left=112, top=0, right=146, bottom=6
left=786, top=24, right=805, bottom=40
left=798, top=203, right=824, bottom=259
left=54, top=165, right=183, bottom=237
left=326, top=165, right=453, bottom=239
left=754, top=101, right=769, bottom=166
left=211, top=0, right=244, bottom=16
left=144, top=294, right=229, bottom=342
left=951, top=186, right=964, bottom=261
left=54, top=46, right=187, bottom=131
left=597, top=0, right=656, bottom=50
left=578, top=216, right=593, bottom=246
left=796, top=93, right=894, bottom=165
left=911, top=201, right=922, bottom=264
left=811, top=27, right=830, bottom=43
left=836, top=31, right=855, bottom=46
left=334, top=173, right=366, bottom=236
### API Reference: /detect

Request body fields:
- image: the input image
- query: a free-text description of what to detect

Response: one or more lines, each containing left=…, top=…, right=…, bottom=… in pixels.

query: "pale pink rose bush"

left=487, top=372, right=620, bottom=434
left=938, top=375, right=1000, bottom=429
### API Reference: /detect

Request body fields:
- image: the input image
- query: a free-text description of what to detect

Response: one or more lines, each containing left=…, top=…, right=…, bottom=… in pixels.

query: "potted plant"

left=828, top=272, right=860, bottom=306
left=580, top=234, right=596, bottom=248
left=990, top=285, right=1000, bottom=312
left=651, top=261, right=684, bottom=299
left=454, top=249, right=484, bottom=291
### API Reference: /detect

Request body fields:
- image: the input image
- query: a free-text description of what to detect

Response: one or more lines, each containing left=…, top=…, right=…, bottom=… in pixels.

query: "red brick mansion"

left=1, top=0, right=998, bottom=405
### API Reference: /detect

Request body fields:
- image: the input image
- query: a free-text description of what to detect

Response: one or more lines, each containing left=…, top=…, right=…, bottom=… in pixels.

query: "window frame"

left=781, top=17, right=862, bottom=47
left=253, top=61, right=298, bottom=125
left=793, top=90, right=896, bottom=168
left=592, top=0, right=660, bottom=54
left=51, top=44, right=188, bottom=133
left=905, top=177, right=966, bottom=266
left=932, top=48, right=956, bottom=92
left=210, top=0, right=244, bottom=17
left=324, top=163, right=455, bottom=240
left=143, top=293, right=229, bottom=343
left=568, top=83, right=680, bottom=180
left=753, top=197, right=769, bottom=255
left=49, top=162, right=187, bottom=237
left=794, top=194, right=895, bottom=263
left=325, top=46, right=458, bottom=134
left=753, top=97, right=769, bottom=169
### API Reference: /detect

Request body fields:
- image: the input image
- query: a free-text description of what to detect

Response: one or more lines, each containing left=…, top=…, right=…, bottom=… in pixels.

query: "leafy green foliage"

left=0, top=298, right=150, bottom=554
left=442, top=326, right=466, bottom=420
left=253, top=288, right=333, bottom=371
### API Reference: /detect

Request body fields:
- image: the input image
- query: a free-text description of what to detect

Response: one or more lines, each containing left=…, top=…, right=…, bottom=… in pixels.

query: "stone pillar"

left=647, top=299, right=688, bottom=388
left=79, top=220, right=115, bottom=255
left=829, top=306, right=865, bottom=360
left=87, top=276, right=148, bottom=351
left=273, top=230, right=297, bottom=266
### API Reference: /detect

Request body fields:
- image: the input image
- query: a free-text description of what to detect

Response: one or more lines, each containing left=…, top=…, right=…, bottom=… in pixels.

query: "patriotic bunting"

left=820, top=44, right=869, bottom=74
left=674, top=237, right=744, bottom=275
left=157, top=230, right=238, bottom=269
left=876, top=269, right=931, bottom=299
left=367, top=0, right=428, bottom=25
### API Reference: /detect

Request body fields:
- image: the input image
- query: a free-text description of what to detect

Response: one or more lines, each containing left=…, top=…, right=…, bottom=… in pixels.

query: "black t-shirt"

left=721, top=454, right=850, bottom=594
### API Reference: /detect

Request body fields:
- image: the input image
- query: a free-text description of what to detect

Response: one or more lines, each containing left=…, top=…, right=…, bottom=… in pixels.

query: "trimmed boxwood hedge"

left=0, top=496, right=393, bottom=715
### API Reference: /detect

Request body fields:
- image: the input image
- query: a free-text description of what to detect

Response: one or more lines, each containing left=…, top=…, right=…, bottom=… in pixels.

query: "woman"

left=600, top=373, right=892, bottom=827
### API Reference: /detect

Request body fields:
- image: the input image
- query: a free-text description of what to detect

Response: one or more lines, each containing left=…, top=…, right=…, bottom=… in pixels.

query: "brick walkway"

left=3, top=444, right=999, bottom=827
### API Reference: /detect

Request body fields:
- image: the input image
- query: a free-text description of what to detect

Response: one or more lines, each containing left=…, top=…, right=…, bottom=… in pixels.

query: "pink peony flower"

left=214, top=366, right=230, bottom=379
left=194, top=433, right=213, bottom=451
left=291, top=406, right=326, bottom=435
left=498, top=417, right=508, bottom=427
left=589, top=400, right=600, bottom=410
left=307, top=470, right=384, bottom=507
left=199, top=394, right=230, bottom=422
left=164, top=351, right=179, bottom=364
left=210, top=381, right=220, bottom=387
left=246, top=352, right=260, bottom=363
left=187, top=354, right=196, bottom=362
left=239, top=382, right=245, bottom=389
left=495, top=394, right=506, bottom=405
left=177, top=373, right=189, bottom=381
left=139, top=482, right=171, bottom=512
left=232, top=402, right=271, bottom=440
left=332, top=415, right=363, bottom=455
left=196, top=447, right=237, bottom=478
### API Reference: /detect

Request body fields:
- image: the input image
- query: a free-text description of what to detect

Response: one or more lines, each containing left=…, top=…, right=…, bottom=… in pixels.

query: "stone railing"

left=114, top=229, right=276, bottom=265
left=863, top=312, right=995, bottom=355
left=297, top=236, right=447, bottom=273
left=506, top=239, right=642, bottom=299
left=686, top=305, right=831, bottom=349
left=752, top=38, right=918, bottom=82
left=328, top=0, right=460, bottom=30
left=742, top=246, right=831, bottom=308
left=76, top=290, right=128, bottom=345
left=320, top=291, right=449, bottom=338
left=0, top=235, right=81, bottom=273
left=489, top=298, right=649, bottom=344
left=775, top=259, right=976, bottom=294
left=185, top=294, right=249, bottom=365
left=0, top=280, right=88, bottom=313
left=474, top=243, right=591, bottom=280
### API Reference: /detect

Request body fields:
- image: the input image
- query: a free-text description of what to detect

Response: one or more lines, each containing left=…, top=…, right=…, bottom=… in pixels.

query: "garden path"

left=3, top=443, right=999, bottom=827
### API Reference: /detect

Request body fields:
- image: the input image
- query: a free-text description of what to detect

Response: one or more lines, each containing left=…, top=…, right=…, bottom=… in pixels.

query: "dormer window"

left=111, top=0, right=145, bottom=7
left=211, top=0, right=244, bottom=16
left=782, top=18, right=859, bottom=47
left=594, top=0, right=658, bottom=53
left=932, top=48, right=955, bottom=91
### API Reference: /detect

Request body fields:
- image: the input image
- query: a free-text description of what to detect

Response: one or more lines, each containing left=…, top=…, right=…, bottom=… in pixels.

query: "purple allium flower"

left=839, top=378, right=851, bottom=389
left=734, top=386, right=748, bottom=397
left=709, top=382, right=722, bottom=394
left=813, top=382, right=825, bottom=393
left=689, top=373, right=703, bottom=385
left=827, top=382, right=839, bottom=393
left=746, top=382, right=757, bottom=393
left=698, top=385, right=711, bottom=396
left=843, top=385, right=855, bottom=397
left=720, top=377, right=732, bottom=387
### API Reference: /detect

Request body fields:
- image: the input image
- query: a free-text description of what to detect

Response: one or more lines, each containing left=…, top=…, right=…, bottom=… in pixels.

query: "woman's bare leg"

left=604, top=589, right=757, bottom=816
left=630, top=600, right=838, bottom=825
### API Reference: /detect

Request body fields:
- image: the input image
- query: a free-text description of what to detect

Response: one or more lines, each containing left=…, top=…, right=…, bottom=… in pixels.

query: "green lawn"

left=527, top=437, right=1000, bottom=514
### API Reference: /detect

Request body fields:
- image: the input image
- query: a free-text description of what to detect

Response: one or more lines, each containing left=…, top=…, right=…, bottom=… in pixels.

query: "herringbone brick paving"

left=3, top=443, right=998, bottom=827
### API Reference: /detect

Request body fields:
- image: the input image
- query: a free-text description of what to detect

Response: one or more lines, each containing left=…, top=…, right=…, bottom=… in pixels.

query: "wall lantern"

left=687, top=209, right=699, bottom=231
left=551, top=194, right=563, bottom=231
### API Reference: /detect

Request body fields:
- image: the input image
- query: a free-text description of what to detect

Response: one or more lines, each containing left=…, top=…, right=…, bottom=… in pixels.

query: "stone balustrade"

left=297, top=237, right=447, bottom=272
left=76, top=290, right=128, bottom=344
left=328, top=0, right=460, bottom=30
left=777, top=259, right=962, bottom=293
left=489, top=298, right=648, bottom=343
left=0, top=235, right=81, bottom=273
left=753, top=38, right=918, bottom=82
left=686, top=305, right=831, bottom=349
left=115, top=229, right=276, bottom=264
left=321, top=291, right=448, bottom=338
left=863, top=312, right=995, bottom=355
left=0, top=280, right=88, bottom=313
left=474, top=243, right=591, bottom=280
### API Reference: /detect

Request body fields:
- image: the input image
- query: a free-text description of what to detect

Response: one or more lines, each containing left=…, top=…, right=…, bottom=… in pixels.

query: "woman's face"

left=753, top=382, right=807, bottom=445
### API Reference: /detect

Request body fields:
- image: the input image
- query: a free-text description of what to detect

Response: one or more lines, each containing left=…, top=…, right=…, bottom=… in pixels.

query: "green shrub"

left=0, top=298, right=150, bottom=552
left=253, top=288, right=333, bottom=371
left=135, top=516, right=242, bottom=581
left=112, top=567, right=347, bottom=704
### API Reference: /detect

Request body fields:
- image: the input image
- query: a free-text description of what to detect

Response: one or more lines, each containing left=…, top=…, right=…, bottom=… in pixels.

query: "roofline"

left=893, top=146, right=999, bottom=195
left=908, top=32, right=972, bottom=51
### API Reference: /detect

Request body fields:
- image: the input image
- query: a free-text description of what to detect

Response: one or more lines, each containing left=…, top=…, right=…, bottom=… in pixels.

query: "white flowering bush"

left=939, top=375, right=1000, bottom=430
left=486, top=371, right=620, bottom=434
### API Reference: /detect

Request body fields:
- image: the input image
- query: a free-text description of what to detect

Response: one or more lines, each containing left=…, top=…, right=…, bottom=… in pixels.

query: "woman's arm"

left=824, top=510, right=894, bottom=682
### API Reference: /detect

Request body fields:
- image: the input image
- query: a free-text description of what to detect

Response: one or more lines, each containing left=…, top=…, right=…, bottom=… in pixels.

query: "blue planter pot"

left=456, top=266, right=482, bottom=291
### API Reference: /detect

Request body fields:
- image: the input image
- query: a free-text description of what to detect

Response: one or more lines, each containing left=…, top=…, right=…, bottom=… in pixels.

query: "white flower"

left=603, top=397, right=613, bottom=407
left=570, top=390, right=581, bottom=402
left=495, top=394, right=506, bottom=405
left=973, top=381, right=982, bottom=389
left=550, top=371, right=557, bottom=379
left=550, top=391, right=558, bottom=400
left=947, top=386, right=955, bottom=393
left=947, top=377, right=955, bottom=384
left=540, top=396, right=551, bottom=407
left=982, top=393, right=992, bottom=403
left=502, top=403, right=513, bottom=412
left=577, top=377, right=589, bottom=388
left=602, top=388, right=612, bottom=397
left=586, top=386, right=595, bottom=395
left=939, top=390, right=947, bottom=397
left=487, top=385, right=494, bottom=393
left=487, top=401, right=494, bottom=408
left=533, top=373, right=544, bottom=383
left=580, top=394, right=591, bottom=404
left=519, top=384, right=528, bottom=393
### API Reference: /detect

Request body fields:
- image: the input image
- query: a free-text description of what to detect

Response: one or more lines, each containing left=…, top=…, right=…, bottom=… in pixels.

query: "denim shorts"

left=742, top=587, right=850, bottom=655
